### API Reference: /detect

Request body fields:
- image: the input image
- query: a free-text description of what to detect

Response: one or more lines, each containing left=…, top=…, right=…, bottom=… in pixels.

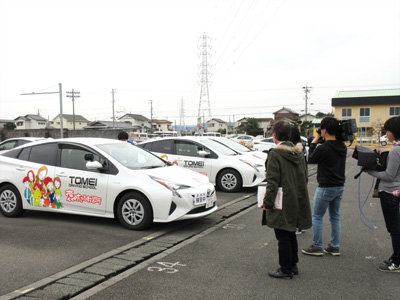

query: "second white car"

left=137, top=136, right=266, bottom=193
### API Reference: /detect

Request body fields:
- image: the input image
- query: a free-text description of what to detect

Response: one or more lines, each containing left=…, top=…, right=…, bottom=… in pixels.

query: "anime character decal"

left=22, top=167, right=102, bottom=209
left=23, top=167, right=63, bottom=209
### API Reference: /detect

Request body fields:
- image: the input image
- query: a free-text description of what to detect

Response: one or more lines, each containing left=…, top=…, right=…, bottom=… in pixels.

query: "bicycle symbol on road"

left=147, top=261, right=186, bottom=274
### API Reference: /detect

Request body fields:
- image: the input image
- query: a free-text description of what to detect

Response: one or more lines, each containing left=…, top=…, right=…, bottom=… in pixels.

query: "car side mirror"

left=86, top=161, right=103, bottom=170
left=198, top=150, right=209, bottom=157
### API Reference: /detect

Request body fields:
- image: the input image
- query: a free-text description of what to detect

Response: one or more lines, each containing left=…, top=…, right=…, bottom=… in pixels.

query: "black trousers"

left=379, top=192, right=400, bottom=265
left=274, top=228, right=299, bottom=274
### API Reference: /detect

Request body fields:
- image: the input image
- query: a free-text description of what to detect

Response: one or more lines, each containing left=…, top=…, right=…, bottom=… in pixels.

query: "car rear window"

left=29, top=143, right=58, bottom=166
left=151, top=140, right=174, bottom=154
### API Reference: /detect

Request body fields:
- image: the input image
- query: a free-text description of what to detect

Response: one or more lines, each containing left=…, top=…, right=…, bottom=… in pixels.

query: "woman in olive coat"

left=262, top=120, right=312, bottom=279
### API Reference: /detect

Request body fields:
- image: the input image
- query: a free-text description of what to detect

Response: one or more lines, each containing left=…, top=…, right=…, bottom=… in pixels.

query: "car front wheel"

left=381, top=141, right=387, bottom=146
left=117, top=192, right=153, bottom=230
left=217, top=169, right=242, bottom=193
left=0, top=184, right=24, bottom=217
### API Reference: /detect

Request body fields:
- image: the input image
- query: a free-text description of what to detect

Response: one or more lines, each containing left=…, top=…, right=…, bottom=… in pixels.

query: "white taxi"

left=232, top=135, right=255, bottom=149
left=0, top=137, right=47, bottom=154
left=0, top=138, right=217, bottom=230
left=136, top=136, right=266, bottom=193
left=207, top=137, right=268, bottom=162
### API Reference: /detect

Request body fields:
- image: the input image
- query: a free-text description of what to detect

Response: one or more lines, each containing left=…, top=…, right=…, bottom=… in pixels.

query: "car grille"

left=169, top=201, right=177, bottom=215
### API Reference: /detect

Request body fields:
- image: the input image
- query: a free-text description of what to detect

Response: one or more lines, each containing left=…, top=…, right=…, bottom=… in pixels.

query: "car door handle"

left=56, top=173, right=68, bottom=178
left=16, top=167, right=26, bottom=171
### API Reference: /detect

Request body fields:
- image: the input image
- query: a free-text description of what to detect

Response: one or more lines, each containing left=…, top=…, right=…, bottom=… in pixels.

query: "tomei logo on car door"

left=173, top=140, right=212, bottom=177
left=54, top=144, right=109, bottom=214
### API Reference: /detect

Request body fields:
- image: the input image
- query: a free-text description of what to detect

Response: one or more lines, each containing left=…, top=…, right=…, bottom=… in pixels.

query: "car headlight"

left=150, top=176, right=190, bottom=198
left=239, top=159, right=263, bottom=172
left=252, top=154, right=264, bottom=160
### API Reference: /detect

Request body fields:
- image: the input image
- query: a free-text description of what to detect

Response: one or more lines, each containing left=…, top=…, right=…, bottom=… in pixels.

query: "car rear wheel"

left=217, top=169, right=242, bottom=193
left=381, top=141, right=387, bottom=146
left=0, top=184, right=24, bottom=217
left=117, top=192, right=153, bottom=230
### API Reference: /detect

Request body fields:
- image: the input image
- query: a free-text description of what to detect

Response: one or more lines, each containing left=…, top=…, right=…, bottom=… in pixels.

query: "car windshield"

left=97, top=142, right=167, bottom=169
left=261, top=138, right=274, bottom=143
left=200, top=139, right=238, bottom=155
left=215, top=138, right=251, bottom=152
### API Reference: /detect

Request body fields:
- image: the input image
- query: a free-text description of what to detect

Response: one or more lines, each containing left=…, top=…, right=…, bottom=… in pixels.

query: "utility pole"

left=111, top=89, right=116, bottom=128
left=66, top=89, right=80, bottom=130
left=179, top=97, right=185, bottom=134
left=21, top=83, right=64, bottom=138
left=198, top=32, right=212, bottom=128
left=149, top=100, right=153, bottom=134
left=302, top=84, right=312, bottom=122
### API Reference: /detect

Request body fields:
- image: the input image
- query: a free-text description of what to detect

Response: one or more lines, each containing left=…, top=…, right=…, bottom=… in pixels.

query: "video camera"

left=316, top=118, right=358, bottom=145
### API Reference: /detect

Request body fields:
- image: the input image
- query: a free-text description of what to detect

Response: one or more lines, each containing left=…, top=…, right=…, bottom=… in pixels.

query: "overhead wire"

left=212, top=0, right=256, bottom=69
left=215, top=0, right=286, bottom=80
left=213, top=0, right=273, bottom=75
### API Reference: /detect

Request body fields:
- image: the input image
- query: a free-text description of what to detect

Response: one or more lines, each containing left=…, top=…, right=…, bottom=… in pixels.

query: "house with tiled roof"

left=152, top=119, right=173, bottom=132
left=14, top=114, right=48, bottom=130
left=206, top=118, right=227, bottom=132
left=332, top=88, right=400, bottom=137
left=118, top=114, right=150, bottom=132
left=84, top=120, right=138, bottom=130
left=273, top=107, right=300, bottom=121
left=52, top=114, right=89, bottom=130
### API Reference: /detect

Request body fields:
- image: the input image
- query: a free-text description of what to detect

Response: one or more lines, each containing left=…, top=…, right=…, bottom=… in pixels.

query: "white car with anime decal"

left=0, top=138, right=217, bottom=230
left=136, top=136, right=266, bottom=193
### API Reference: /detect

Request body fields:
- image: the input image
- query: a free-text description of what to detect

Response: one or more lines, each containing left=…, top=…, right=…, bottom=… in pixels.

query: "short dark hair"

left=118, top=131, right=129, bottom=140
left=289, top=126, right=301, bottom=144
left=273, top=120, right=291, bottom=141
left=320, top=117, right=340, bottom=136
left=384, top=116, right=400, bottom=140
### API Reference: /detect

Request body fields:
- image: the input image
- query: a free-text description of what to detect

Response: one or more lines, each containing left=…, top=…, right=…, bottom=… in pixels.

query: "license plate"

left=193, top=193, right=214, bottom=208
left=193, top=193, right=206, bottom=205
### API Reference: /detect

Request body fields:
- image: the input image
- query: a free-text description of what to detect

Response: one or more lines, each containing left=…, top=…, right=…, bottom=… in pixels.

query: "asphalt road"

left=1, top=156, right=400, bottom=299
left=0, top=184, right=254, bottom=297
left=84, top=158, right=399, bottom=300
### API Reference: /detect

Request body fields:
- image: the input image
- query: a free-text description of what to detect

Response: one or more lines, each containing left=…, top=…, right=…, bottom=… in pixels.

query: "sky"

left=0, top=0, right=399, bottom=126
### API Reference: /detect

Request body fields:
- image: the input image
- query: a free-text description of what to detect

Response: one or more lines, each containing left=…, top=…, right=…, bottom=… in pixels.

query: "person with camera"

left=365, top=116, right=400, bottom=272
left=302, top=117, right=347, bottom=256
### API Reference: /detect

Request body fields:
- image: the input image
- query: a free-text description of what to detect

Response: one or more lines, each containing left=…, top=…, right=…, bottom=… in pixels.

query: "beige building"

left=332, top=89, right=400, bottom=138
left=52, top=114, right=89, bottom=130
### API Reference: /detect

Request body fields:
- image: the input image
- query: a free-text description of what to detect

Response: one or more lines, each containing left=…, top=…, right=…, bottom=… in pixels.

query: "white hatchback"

left=207, top=137, right=268, bottom=162
left=137, top=136, right=266, bottom=192
left=232, top=135, right=255, bottom=149
left=0, top=137, right=47, bottom=154
left=0, top=138, right=217, bottom=230
left=253, top=137, right=276, bottom=152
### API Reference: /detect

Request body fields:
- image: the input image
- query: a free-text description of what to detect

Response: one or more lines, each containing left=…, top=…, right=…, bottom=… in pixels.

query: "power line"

left=215, top=0, right=286, bottom=80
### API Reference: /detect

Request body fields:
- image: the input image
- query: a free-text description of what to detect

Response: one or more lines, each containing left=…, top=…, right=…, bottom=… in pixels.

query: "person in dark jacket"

left=262, top=120, right=312, bottom=279
left=302, top=117, right=347, bottom=256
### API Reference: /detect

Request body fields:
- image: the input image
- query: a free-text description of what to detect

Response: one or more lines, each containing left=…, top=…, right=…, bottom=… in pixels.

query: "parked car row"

left=0, top=135, right=270, bottom=230
left=136, top=136, right=267, bottom=193
left=0, top=138, right=217, bottom=230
